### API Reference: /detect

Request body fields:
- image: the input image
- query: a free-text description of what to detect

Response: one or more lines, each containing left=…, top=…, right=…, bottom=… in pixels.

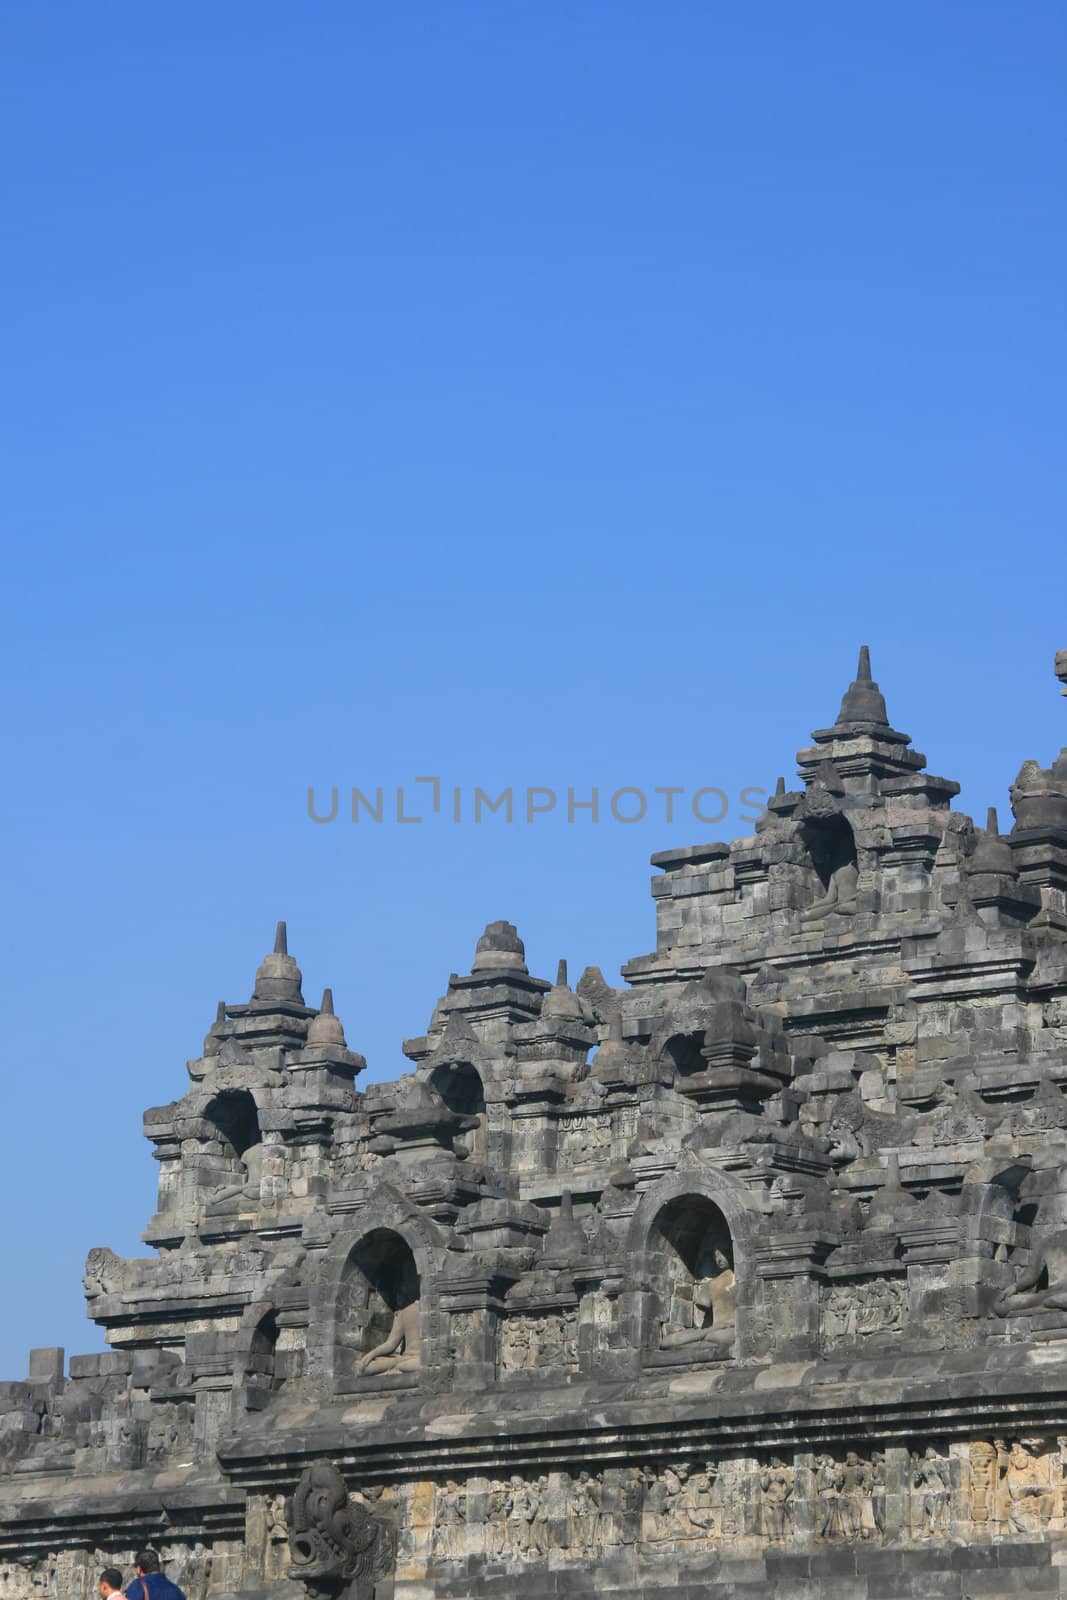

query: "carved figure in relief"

left=485, top=1480, right=507, bottom=1558
left=814, top=1455, right=842, bottom=1539
left=642, top=1467, right=671, bottom=1541
left=568, top=1472, right=601, bottom=1555
left=506, top=1476, right=539, bottom=1556
left=532, top=1475, right=550, bottom=1556
left=264, top=1495, right=289, bottom=1570
left=679, top=1463, right=718, bottom=1540
left=642, top=1465, right=684, bottom=1541
left=870, top=1451, right=886, bottom=1535
left=355, top=1299, right=420, bottom=1376
left=913, top=1447, right=951, bottom=1538
left=759, top=1458, right=795, bottom=1541
left=825, top=1279, right=906, bottom=1344
left=1004, top=1439, right=1055, bottom=1533
left=500, top=1319, right=531, bottom=1370
left=501, top=1312, right=577, bottom=1372
left=434, top=1480, right=465, bottom=1561
left=840, top=1453, right=873, bottom=1540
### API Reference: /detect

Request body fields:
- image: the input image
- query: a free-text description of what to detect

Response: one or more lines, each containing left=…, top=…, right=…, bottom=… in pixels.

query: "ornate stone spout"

left=286, top=1460, right=394, bottom=1600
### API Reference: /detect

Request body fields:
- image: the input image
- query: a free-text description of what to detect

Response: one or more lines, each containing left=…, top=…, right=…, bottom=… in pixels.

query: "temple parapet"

left=5, top=647, right=1067, bottom=1599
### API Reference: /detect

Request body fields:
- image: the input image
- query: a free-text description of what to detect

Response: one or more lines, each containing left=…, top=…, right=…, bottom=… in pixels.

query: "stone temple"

left=5, top=649, right=1067, bottom=1600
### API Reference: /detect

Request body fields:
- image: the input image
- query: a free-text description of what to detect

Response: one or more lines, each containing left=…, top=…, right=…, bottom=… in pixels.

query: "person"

left=99, top=1571, right=125, bottom=1600
left=125, top=1550, right=186, bottom=1600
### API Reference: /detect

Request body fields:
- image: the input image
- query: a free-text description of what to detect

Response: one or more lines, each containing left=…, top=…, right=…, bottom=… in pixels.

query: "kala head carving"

left=287, top=1460, right=393, bottom=1599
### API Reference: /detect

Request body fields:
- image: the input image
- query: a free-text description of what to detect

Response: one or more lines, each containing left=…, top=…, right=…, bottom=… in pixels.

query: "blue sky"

left=1, top=3, right=1064, bottom=1376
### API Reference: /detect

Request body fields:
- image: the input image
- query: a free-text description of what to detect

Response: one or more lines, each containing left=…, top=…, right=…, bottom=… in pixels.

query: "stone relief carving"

left=1002, top=1438, right=1058, bottom=1533
left=500, top=1310, right=578, bottom=1372
left=483, top=1480, right=508, bottom=1558
left=431, top=1470, right=620, bottom=1563
left=814, top=1452, right=881, bottom=1541
left=567, top=1470, right=602, bottom=1556
left=504, top=1474, right=542, bottom=1558
left=433, top=1480, right=466, bottom=1561
left=969, top=1440, right=997, bottom=1525
left=759, top=1458, right=795, bottom=1541
left=82, top=1247, right=130, bottom=1298
left=641, top=1461, right=739, bottom=1545
left=286, top=1460, right=394, bottom=1599
left=966, top=1438, right=1062, bottom=1532
left=823, top=1278, right=907, bottom=1344
left=557, top=1114, right=612, bottom=1163
left=911, top=1447, right=951, bottom=1539
left=928, top=1110, right=984, bottom=1146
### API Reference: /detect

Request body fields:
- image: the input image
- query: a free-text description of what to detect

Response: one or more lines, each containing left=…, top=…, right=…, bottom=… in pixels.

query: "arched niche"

left=801, top=813, right=857, bottom=889
left=336, top=1229, right=421, bottom=1384
left=660, top=1033, right=706, bottom=1077
left=204, top=1089, right=261, bottom=1159
left=799, top=814, right=859, bottom=921
left=201, top=1089, right=264, bottom=1205
left=248, top=1309, right=281, bottom=1387
left=650, top=1195, right=737, bottom=1355
left=238, top=1308, right=283, bottom=1409
left=429, top=1060, right=486, bottom=1159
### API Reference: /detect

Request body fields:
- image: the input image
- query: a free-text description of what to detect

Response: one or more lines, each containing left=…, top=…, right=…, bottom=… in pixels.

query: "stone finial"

left=203, top=1000, right=228, bottom=1058
left=542, top=1188, right=588, bottom=1261
left=541, top=956, right=584, bottom=1022
left=252, top=920, right=305, bottom=1006
left=834, top=644, right=890, bottom=729
left=868, top=1150, right=915, bottom=1225
left=471, top=920, right=528, bottom=976
left=591, top=1010, right=631, bottom=1078
left=1056, top=649, right=1067, bottom=693
left=306, top=987, right=346, bottom=1048
left=967, top=805, right=1017, bottom=881
left=775, top=776, right=786, bottom=797
left=1010, top=756, right=1067, bottom=832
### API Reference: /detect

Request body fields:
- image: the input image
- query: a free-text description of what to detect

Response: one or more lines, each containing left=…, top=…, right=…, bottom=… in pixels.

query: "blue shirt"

left=126, top=1575, right=186, bottom=1600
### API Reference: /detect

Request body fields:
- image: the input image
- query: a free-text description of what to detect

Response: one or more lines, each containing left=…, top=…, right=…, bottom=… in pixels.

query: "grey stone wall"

left=4, top=647, right=1067, bottom=1599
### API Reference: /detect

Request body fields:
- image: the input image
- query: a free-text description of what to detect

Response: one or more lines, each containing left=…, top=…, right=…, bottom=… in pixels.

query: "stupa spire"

left=306, top=985, right=346, bottom=1048
left=252, top=919, right=304, bottom=1006
left=834, top=644, right=890, bottom=730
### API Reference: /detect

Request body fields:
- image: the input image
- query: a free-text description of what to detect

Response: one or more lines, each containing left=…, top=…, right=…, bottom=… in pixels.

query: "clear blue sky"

left=1, top=4, right=1064, bottom=1376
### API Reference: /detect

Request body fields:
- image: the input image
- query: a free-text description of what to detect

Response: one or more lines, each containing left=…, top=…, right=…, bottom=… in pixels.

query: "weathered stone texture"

left=5, top=647, right=1067, bottom=1599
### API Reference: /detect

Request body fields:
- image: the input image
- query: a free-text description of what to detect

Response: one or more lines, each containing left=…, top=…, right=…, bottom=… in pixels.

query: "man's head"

left=134, top=1552, right=161, bottom=1576
left=98, top=1570, right=124, bottom=1599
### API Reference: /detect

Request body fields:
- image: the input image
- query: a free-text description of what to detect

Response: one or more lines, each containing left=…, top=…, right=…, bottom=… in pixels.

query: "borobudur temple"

left=5, top=647, right=1067, bottom=1600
